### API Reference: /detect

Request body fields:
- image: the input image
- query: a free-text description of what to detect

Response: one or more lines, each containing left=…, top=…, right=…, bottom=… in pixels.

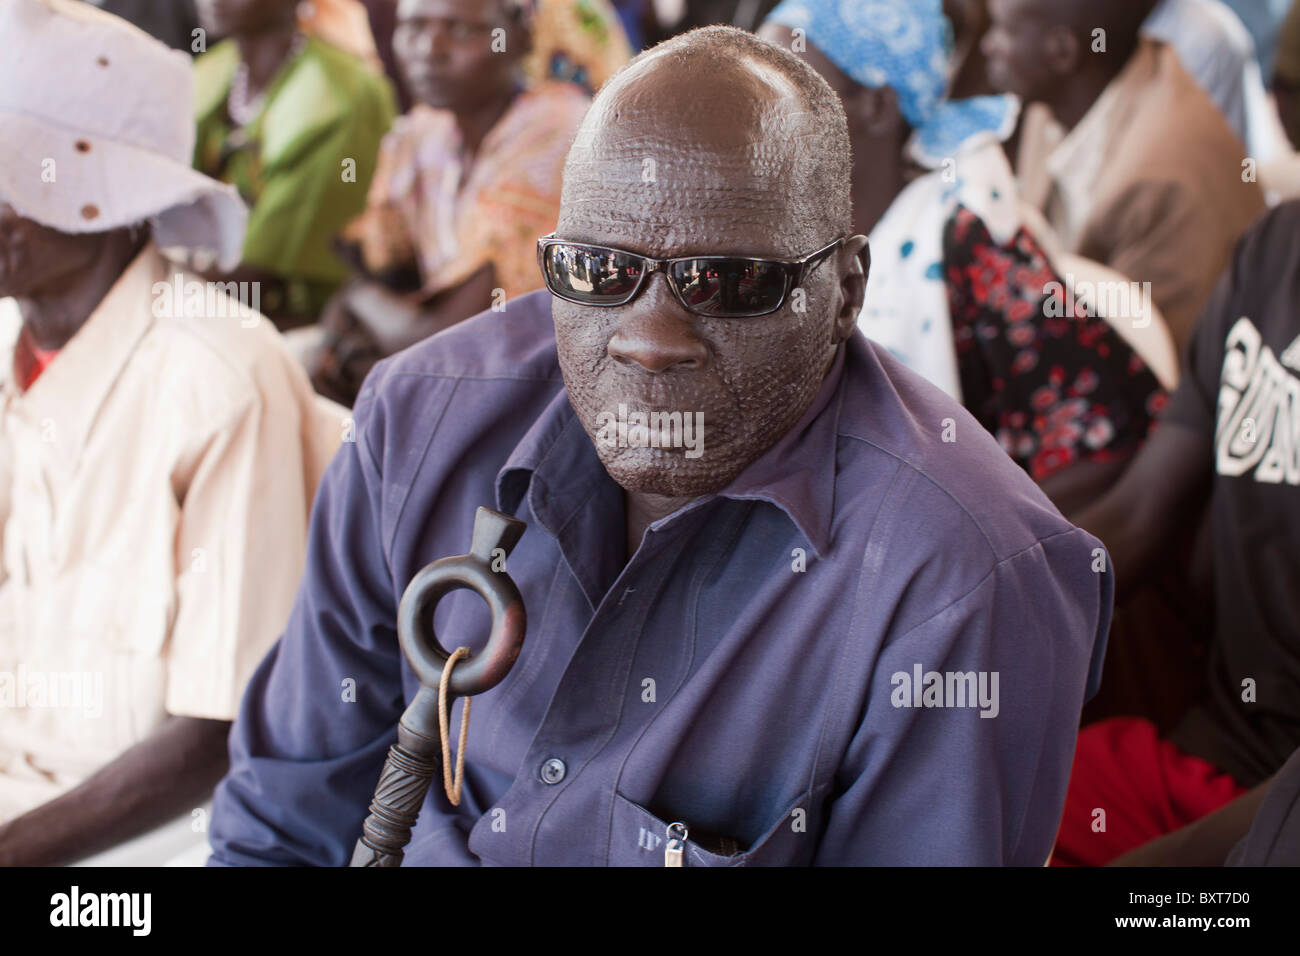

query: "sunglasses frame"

left=536, top=234, right=847, bottom=318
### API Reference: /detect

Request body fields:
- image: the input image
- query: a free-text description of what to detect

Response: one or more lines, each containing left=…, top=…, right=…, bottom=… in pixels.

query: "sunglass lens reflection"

left=671, top=259, right=786, bottom=316
left=546, top=245, right=643, bottom=303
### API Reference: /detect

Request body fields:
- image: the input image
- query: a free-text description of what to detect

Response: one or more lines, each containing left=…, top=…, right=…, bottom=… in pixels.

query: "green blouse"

left=194, top=36, right=395, bottom=320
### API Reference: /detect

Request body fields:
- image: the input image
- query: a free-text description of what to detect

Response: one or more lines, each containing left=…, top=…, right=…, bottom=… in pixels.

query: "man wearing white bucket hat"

left=0, top=0, right=345, bottom=864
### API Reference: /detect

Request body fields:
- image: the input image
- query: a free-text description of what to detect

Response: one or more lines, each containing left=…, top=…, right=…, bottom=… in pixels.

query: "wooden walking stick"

left=350, top=507, right=527, bottom=867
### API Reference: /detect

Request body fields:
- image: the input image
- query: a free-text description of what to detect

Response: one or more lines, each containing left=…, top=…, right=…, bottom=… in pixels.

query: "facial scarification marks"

left=550, top=30, right=854, bottom=497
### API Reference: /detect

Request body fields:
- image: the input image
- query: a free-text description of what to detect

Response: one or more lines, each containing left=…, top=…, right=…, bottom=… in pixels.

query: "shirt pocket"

left=608, top=789, right=811, bottom=867
left=60, top=565, right=169, bottom=752
left=68, top=562, right=170, bottom=658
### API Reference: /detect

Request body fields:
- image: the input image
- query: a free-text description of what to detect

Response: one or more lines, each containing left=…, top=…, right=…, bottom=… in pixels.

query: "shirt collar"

left=495, top=342, right=848, bottom=562
left=1046, top=38, right=1158, bottom=244
left=700, top=343, right=845, bottom=558
left=495, top=384, right=607, bottom=529
left=2, top=244, right=161, bottom=468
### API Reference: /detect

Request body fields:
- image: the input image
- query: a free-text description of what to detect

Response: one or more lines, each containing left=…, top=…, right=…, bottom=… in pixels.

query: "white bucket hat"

left=0, top=0, right=247, bottom=270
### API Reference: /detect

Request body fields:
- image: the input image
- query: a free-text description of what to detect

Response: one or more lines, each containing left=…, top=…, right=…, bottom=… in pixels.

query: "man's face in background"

left=393, top=0, right=525, bottom=112
left=549, top=53, right=853, bottom=499
left=982, top=0, right=1062, bottom=102
left=0, top=202, right=102, bottom=300
left=194, top=0, right=298, bottom=37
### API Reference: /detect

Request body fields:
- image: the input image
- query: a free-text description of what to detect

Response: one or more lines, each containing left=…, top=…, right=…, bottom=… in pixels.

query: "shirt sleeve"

left=1084, top=178, right=1225, bottom=351
left=165, top=366, right=328, bottom=722
left=207, top=380, right=406, bottom=866
left=814, top=526, right=1112, bottom=865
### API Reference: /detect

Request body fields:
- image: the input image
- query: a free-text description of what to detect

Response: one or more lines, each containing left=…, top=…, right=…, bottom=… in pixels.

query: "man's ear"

left=833, top=235, right=869, bottom=344
left=847, top=85, right=906, bottom=138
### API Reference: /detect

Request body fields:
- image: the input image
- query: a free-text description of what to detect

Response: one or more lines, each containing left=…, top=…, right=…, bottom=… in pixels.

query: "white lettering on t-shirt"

left=1279, top=334, right=1300, bottom=373
left=1215, top=317, right=1300, bottom=485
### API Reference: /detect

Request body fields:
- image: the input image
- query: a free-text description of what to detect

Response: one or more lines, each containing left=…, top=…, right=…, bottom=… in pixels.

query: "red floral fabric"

left=944, top=206, right=1165, bottom=480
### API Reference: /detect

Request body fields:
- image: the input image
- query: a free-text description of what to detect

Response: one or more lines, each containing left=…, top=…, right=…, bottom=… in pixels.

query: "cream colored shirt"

left=0, top=246, right=347, bottom=821
left=1025, top=79, right=1128, bottom=251
left=1018, top=40, right=1162, bottom=247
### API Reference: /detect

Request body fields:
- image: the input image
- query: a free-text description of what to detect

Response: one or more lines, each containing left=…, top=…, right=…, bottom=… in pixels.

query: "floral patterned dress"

left=944, top=206, right=1167, bottom=480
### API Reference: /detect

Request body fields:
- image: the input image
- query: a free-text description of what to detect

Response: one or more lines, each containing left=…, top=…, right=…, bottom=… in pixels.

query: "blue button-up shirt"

left=210, top=289, right=1111, bottom=866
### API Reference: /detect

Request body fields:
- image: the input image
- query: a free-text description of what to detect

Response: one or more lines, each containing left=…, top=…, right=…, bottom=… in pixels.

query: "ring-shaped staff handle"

left=350, top=507, right=527, bottom=867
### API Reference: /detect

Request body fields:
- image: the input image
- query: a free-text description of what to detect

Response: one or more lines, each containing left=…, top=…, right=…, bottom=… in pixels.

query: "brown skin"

left=1035, top=455, right=1131, bottom=517
left=0, top=203, right=145, bottom=350
left=550, top=51, right=869, bottom=558
left=0, top=206, right=233, bottom=865
left=1273, top=79, right=1300, bottom=151
left=393, top=0, right=529, bottom=155
left=1068, top=420, right=1212, bottom=605
left=946, top=0, right=997, bottom=99
left=195, top=0, right=300, bottom=97
left=0, top=716, right=231, bottom=866
left=944, top=0, right=1027, bottom=163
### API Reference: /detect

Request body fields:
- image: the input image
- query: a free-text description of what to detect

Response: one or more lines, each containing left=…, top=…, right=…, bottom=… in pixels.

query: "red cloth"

left=14, top=327, right=59, bottom=391
left=1051, top=717, right=1250, bottom=866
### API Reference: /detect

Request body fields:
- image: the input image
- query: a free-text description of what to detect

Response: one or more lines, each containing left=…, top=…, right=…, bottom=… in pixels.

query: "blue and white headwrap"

left=766, top=0, right=1019, bottom=168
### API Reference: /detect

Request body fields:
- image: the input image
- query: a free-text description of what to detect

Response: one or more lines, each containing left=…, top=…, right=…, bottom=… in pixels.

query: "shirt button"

left=539, top=757, right=566, bottom=785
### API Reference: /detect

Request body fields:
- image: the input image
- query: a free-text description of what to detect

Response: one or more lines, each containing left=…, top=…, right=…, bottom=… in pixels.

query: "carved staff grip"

left=350, top=508, right=527, bottom=868
left=350, top=690, right=441, bottom=867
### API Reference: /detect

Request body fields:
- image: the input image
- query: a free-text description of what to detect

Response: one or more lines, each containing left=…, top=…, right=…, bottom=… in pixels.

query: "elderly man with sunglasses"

left=211, top=25, right=1112, bottom=866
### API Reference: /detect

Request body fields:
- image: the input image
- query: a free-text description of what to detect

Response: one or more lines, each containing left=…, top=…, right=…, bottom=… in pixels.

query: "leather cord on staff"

left=439, top=646, right=472, bottom=806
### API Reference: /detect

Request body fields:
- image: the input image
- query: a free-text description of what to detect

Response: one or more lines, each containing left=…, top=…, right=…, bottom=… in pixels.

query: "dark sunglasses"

left=536, top=234, right=846, bottom=318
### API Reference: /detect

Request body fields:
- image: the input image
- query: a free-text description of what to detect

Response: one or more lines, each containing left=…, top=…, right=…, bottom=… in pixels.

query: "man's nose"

left=405, top=26, right=442, bottom=61
left=428, top=23, right=454, bottom=59
left=607, top=274, right=710, bottom=373
left=980, top=26, right=1006, bottom=61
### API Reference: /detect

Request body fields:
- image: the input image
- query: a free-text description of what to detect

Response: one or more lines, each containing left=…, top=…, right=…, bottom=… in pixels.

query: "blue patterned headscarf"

left=766, top=0, right=1018, bottom=168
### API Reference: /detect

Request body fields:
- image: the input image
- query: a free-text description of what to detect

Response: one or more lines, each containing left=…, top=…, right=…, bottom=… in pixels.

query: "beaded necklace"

left=227, top=31, right=309, bottom=128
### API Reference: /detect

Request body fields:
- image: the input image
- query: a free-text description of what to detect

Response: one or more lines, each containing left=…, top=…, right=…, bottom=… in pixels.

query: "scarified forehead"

left=559, top=49, right=830, bottom=258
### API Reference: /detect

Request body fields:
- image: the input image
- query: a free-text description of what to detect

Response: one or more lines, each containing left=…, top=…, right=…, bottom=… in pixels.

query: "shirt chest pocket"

left=26, top=565, right=172, bottom=756
left=607, top=789, right=812, bottom=867
left=65, top=564, right=171, bottom=657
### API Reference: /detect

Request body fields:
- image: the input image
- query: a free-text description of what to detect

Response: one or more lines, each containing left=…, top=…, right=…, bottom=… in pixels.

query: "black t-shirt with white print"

left=1163, top=201, right=1300, bottom=788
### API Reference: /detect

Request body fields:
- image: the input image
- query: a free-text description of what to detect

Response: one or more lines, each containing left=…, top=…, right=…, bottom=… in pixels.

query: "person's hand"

left=304, top=286, right=383, bottom=407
